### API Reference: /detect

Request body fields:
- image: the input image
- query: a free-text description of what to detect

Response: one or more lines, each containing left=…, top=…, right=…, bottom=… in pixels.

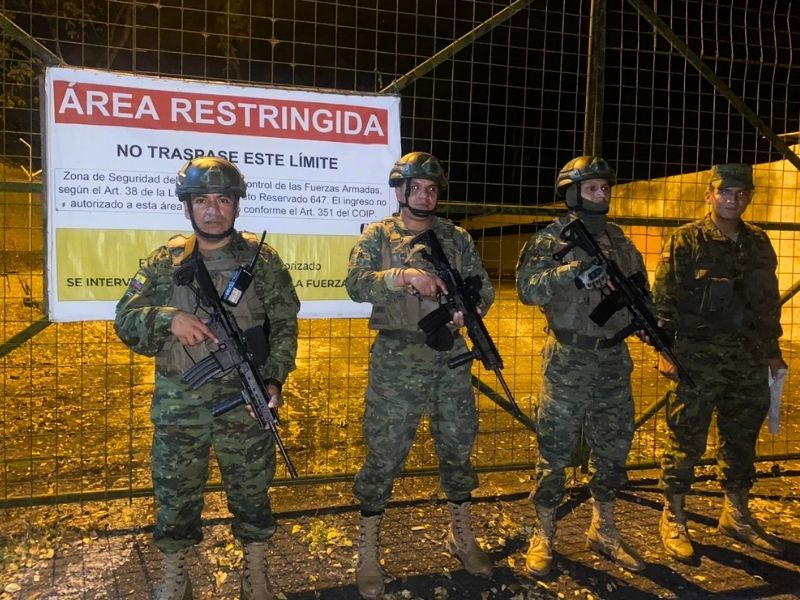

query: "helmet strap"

left=185, top=199, right=237, bottom=242
left=398, top=181, right=436, bottom=218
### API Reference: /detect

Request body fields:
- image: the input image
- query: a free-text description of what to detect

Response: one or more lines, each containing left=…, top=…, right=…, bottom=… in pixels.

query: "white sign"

left=43, top=66, right=401, bottom=321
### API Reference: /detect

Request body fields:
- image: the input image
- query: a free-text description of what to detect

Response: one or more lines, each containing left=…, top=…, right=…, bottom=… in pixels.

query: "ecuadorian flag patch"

left=131, top=271, right=148, bottom=291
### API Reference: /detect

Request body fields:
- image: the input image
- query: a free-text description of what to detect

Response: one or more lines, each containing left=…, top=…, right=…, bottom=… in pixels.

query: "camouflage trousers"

left=151, top=404, right=277, bottom=553
left=532, top=337, right=634, bottom=508
left=660, top=338, right=770, bottom=494
left=353, top=332, right=479, bottom=513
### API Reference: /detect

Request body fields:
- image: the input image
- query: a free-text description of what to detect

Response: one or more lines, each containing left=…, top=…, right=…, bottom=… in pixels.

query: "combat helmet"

left=388, top=152, right=448, bottom=190
left=175, top=157, right=247, bottom=200
left=555, top=155, right=616, bottom=200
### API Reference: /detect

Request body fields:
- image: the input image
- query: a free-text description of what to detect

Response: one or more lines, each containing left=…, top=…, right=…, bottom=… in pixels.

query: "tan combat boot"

left=659, top=494, right=695, bottom=562
left=155, top=548, right=192, bottom=600
left=586, top=499, right=645, bottom=572
left=356, top=513, right=386, bottom=599
left=717, top=488, right=785, bottom=555
left=240, top=542, right=275, bottom=600
left=525, top=504, right=556, bottom=577
left=446, top=500, right=493, bottom=578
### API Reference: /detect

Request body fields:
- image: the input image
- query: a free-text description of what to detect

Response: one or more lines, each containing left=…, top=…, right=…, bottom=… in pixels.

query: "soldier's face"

left=706, top=185, right=752, bottom=222
left=399, top=178, right=439, bottom=211
left=579, top=178, right=611, bottom=208
left=184, top=192, right=238, bottom=235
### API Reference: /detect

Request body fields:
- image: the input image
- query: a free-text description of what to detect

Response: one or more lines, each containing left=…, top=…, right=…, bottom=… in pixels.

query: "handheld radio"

left=222, top=231, right=267, bottom=306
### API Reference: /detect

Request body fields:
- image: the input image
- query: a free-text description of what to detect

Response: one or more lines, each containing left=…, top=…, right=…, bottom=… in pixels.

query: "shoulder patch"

left=131, top=270, right=148, bottom=291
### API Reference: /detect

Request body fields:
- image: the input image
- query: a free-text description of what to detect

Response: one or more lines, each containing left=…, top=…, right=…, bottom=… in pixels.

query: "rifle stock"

left=557, top=218, right=696, bottom=389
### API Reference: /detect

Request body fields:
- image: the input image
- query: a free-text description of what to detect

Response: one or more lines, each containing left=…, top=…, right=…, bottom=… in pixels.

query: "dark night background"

left=1, top=0, right=798, bottom=209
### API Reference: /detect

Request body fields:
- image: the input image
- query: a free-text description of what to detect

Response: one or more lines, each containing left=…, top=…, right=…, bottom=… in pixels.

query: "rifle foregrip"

left=448, top=350, right=476, bottom=369
left=212, top=392, right=244, bottom=417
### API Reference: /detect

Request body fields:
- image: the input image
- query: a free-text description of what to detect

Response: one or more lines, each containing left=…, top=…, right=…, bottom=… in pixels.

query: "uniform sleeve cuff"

left=265, top=378, right=283, bottom=393
left=154, top=307, right=180, bottom=337
left=384, top=268, right=406, bottom=291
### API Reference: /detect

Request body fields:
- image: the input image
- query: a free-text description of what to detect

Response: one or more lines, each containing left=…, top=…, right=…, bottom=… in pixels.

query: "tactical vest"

left=156, top=233, right=268, bottom=378
left=676, top=221, right=776, bottom=338
left=545, top=217, right=640, bottom=338
left=368, top=216, right=463, bottom=331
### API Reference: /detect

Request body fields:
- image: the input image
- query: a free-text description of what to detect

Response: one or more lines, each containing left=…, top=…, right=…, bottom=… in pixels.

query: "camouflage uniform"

left=115, top=231, right=300, bottom=553
left=346, top=214, right=494, bottom=512
left=653, top=215, right=781, bottom=493
left=516, top=214, right=647, bottom=508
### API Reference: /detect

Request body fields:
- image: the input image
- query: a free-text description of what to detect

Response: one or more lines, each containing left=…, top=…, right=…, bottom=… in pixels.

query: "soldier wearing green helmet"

left=654, top=163, right=786, bottom=561
left=115, top=157, right=300, bottom=600
left=516, top=155, right=648, bottom=576
left=346, top=151, right=495, bottom=598
left=555, top=155, right=617, bottom=211
left=175, top=156, right=248, bottom=242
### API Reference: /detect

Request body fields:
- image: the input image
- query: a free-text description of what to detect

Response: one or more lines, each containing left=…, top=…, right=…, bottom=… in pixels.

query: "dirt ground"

left=1, top=464, right=799, bottom=600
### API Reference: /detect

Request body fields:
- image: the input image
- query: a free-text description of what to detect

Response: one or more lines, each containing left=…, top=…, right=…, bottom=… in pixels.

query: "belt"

left=378, top=330, right=428, bottom=344
left=547, top=328, right=620, bottom=350
left=378, top=329, right=462, bottom=345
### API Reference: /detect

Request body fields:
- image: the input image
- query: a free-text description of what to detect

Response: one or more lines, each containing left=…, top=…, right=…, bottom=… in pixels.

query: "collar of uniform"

left=197, top=229, right=244, bottom=260
left=391, top=214, right=447, bottom=236
left=701, top=213, right=755, bottom=243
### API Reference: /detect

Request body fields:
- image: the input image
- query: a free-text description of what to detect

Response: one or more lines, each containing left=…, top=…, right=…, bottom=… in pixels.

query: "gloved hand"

left=574, top=263, right=608, bottom=290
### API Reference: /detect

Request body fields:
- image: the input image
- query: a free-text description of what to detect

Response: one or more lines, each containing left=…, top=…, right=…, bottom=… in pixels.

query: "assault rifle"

left=554, top=217, right=696, bottom=388
left=410, top=229, right=530, bottom=426
left=173, top=241, right=298, bottom=478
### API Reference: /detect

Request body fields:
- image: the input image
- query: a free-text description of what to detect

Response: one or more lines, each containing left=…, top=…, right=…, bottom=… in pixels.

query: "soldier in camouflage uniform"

left=346, top=152, right=494, bottom=599
left=516, top=156, right=647, bottom=576
left=115, top=157, right=300, bottom=600
left=654, top=163, right=786, bottom=561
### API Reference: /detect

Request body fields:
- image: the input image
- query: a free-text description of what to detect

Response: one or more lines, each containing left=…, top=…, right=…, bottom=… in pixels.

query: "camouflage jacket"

left=516, top=213, right=648, bottom=338
left=652, top=214, right=781, bottom=358
left=345, top=214, right=494, bottom=330
left=115, top=231, right=300, bottom=386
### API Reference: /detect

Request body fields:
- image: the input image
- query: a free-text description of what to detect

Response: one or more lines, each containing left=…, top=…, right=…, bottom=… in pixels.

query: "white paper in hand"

left=767, top=367, right=788, bottom=435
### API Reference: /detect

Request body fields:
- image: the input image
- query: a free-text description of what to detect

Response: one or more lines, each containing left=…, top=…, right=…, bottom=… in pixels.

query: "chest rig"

left=367, top=217, right=463, bottom=331
left=156, top=234, right=268, bottom=377
left=547, top=218, right=639, bottom=338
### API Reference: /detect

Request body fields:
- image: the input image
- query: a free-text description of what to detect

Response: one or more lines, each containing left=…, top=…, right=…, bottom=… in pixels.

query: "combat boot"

left=525, top=504, right=556, bottom=577
left=155, top=548, right=192, bottom=600
left=717, top=488, right=785, bottom=555
left=446, top=500, right=493, bottom=578
left=586, top=499, right=645, bottom=572
left=356, top=513, right=386, bottom=599
left=240, top=542, right=275, bottom=600
left=659, top=494, right=695, bottom=562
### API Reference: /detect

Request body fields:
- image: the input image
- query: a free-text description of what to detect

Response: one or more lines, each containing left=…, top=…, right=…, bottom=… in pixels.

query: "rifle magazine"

left=181, top=353, right=227, bottom=389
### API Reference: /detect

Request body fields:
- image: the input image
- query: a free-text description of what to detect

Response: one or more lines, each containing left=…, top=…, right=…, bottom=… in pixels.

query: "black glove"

left=575, top=263, right=608, bottom=290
